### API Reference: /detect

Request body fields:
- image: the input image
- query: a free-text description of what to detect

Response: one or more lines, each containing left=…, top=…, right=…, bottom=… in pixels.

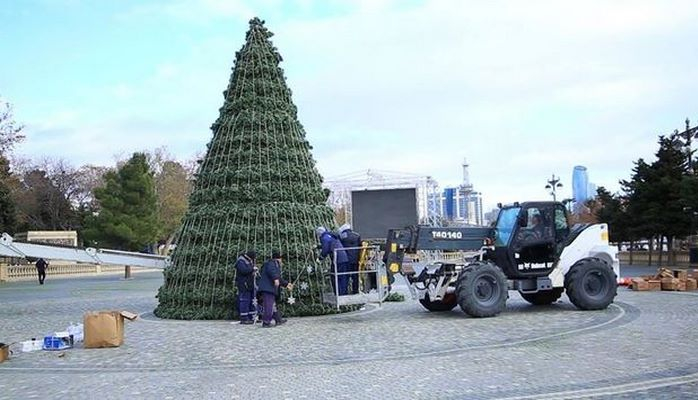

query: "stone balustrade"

left=0, top=262, right=159, bottom=282
left=618, top=251, right=691, bottom=266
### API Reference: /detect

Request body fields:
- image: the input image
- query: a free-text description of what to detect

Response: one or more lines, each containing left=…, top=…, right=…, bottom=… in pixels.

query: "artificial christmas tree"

left=155, top=18, right=343, bottom=319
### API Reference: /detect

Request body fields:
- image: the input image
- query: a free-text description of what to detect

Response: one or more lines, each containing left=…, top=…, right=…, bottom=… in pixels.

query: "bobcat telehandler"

left=383, top=201, right=619, bottom=317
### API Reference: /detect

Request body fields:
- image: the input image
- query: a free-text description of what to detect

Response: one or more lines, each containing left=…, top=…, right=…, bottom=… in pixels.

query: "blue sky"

left=2, top=0, right=698, bottom=210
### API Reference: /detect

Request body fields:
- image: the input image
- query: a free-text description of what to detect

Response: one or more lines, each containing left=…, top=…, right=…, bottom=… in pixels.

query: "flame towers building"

left=572, top=166, right=591, bottom=212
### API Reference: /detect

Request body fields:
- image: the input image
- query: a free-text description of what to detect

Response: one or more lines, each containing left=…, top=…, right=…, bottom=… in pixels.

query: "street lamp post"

left=545, top=174, right=563, bottom=202
left=562, top=198, right=574, bottom=212
left=684, top=207, right=698, bottom=236
left=679, top=118, right=698, bottom=173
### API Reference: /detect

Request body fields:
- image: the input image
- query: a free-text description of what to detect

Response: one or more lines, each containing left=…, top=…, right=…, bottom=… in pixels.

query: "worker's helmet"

left=315, top=226, right=327, bottom=237
left=338, top=223, right=351, bottom=233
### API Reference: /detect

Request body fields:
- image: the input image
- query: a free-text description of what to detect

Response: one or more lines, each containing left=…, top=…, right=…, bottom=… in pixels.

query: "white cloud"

left=110, top=84, right=136, bottom=100
left=121, top=0, right=254, bottom=24
left=269, top=0, right=698, bottom=207
left=16, top=0, right=698, bottom=211
left=18, top=115, right=205, bottom=167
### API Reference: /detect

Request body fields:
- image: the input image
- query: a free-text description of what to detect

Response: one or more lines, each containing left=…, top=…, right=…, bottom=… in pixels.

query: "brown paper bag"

left=0, top=343, right=9, bottom=363
left=84, top=311, right=137, bottom=348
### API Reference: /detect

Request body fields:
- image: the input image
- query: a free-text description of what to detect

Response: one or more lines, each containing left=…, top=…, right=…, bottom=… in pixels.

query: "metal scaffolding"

left=323, top=169, right=442, bottom=227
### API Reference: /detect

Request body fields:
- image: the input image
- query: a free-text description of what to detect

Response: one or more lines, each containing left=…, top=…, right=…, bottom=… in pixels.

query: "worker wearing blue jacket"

left=316, top=226, right=350, bottom=295
left=257, top=250, right=293, bottom=328
left=338, top=224, right=362, bottom=294
left=235, top=250, right=257, bottom=325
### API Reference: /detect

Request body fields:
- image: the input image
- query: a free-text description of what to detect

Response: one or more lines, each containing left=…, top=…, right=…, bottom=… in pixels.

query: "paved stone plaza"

left=1, top=267, right=697, bottom=399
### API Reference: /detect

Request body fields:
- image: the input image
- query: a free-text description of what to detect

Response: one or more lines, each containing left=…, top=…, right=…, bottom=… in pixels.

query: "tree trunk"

left=161, top=233, right=176, bottom=256
left=648, top=237, right=653, bottom=266
left=658, top=236, right=664, bottom=266
left=629, top=240, right=634, bottom=265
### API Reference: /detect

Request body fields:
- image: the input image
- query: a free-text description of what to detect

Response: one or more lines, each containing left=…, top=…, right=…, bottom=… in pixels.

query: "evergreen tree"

left=155, top=18, right=341, bottom=320
left=592, top=187, right=628, bottom=243
left=621, top=134, right=691, bottom=261
left=83, top=152, right=158, bottom=251
left=621, top=158, right=657, bottom=242
left=650, top=135, right=691, bottom=245
left=0, top=155, right=17, bottom=233
left=680, top=174, right=698, bottom=235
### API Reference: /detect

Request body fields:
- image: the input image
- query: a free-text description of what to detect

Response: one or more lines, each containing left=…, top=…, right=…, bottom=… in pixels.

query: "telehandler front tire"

left=456, top=261, right=508, bottom=317
left=419, top=293, right=457, bottom=312
left=564, top=257, right=617, bottom=310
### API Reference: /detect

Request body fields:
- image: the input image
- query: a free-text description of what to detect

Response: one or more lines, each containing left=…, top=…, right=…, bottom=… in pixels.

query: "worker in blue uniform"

left=316, top=226, right=350, bottom=296
left=257, top=250, right=293, bottom=328
left=235, top=250, right=257, bottom=324
left=338, top=224, right=362, bottom=294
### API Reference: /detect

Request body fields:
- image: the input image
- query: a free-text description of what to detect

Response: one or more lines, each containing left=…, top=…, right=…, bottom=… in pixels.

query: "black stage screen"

left=351, top=188, right=418, bottom=239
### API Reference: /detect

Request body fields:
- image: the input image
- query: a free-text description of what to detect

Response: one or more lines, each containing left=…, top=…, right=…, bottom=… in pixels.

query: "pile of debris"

left=631, top=268, right=698, bottom=291
left=0, top=310, right=137, bottom=364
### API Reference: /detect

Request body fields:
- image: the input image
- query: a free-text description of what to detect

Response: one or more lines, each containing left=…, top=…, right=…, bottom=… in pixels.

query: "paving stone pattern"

left=0, top=270, right=697, bottom=399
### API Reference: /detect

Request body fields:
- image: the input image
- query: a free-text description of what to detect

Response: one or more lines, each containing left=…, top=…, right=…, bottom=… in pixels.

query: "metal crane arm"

left=383, top=225, right=491, bottom=276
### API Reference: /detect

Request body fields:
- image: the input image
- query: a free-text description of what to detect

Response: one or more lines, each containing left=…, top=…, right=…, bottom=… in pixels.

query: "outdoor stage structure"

left=323, top=170, right=442, bottom=240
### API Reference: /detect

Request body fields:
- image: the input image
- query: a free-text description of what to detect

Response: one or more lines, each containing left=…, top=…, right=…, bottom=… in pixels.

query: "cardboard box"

left=655, top=268, right=674, bottom=279
left=0, top=343, right=8, bottom=363
left=687, top=278, right=697, bottom=291
left=84, top=311, right=138, bottom=349
left=673, top=270, right=688, bottom=280
left=661, top=278, right=681, bottom=291
left=647, top=280, right=662, bottom=291
left=631, top=278, right=649, bottom=291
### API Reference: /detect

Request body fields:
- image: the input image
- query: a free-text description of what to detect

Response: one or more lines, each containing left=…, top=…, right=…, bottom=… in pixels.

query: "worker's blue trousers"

left=333, top=262, right=350, bottom=296
left=238, top=289, right=256, bottom=321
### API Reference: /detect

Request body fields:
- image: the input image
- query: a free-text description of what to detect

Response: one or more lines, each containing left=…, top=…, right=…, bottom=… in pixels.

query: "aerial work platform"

left=322, top=245, right=390, bottom=309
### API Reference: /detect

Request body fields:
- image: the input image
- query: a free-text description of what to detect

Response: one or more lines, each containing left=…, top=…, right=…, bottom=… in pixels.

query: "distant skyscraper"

left=572, top=166, right=589, bottom=204
left=587, top=182, right=597, bottom=198
left=431, top=158, right=485, bottom=226
left=461, top=158, right=473, bottom=191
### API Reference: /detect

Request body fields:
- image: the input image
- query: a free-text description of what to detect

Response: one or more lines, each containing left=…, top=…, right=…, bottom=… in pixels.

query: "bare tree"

left=156, top=160, right=192, bottom=253
left=0, top=97, right=24, bottom=154
left=142, top=148, right=194, bottom=253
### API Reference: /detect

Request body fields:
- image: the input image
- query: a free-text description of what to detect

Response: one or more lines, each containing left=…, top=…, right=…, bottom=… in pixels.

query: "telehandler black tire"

left=564, top=257, right=617, bottom=310
left=419, top=293, right=457, bottom=312
left=520, top=288, right=564, bottom=305
left=456, top=261, right=508, bottom=317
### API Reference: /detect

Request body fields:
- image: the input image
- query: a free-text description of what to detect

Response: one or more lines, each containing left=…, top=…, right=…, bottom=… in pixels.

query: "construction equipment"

left=384, top=201, right=619, bottom=317
left=322, top=244, right=389, bottom=309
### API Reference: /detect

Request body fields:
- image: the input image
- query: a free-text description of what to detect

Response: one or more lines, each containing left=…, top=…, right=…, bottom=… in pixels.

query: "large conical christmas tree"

left=155, top=18, right=341, bottom=320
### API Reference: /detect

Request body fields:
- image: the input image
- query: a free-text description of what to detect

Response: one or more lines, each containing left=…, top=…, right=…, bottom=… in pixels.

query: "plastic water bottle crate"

left=43, top=335, right=73, bottom=351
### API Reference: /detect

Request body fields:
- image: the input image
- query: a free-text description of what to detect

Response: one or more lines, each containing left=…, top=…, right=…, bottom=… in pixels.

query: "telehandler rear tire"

left=456, top=261, right=508, bottom=317
left=419, top=293, right=457, bottom=312
left=564, top=257, right=617, bottom=310
left=520, top=288, right=564, bottom=305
